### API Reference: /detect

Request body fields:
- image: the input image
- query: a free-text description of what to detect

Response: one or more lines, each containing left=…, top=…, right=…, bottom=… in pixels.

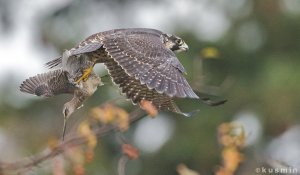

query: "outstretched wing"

left=103, top=29, right=198, bottom=99
left=44, top=28, right=198, bottom=99
left=105, top=58, right=191, bottom=116
left=20, top=70, right=74, bottom=97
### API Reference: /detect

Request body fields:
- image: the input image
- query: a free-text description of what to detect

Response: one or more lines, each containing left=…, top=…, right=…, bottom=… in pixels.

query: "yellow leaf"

left=90, top=104, right=114, bottom=124
left=47, top=136, right=59, bottom=150
left=91, top=104, right=130, bottom=131
left=222, top=147, right=244, bottom=173
left=200, top=47, right=220, bottom=59
left=78, top=121, right=97, bottom=149
left=216, top=122, right=245, bottom=175
left=218, top=123, right=245, bottom=147
left=140, top=100, right=158, bottom=117
left=116, top=108, right=129, bottom=131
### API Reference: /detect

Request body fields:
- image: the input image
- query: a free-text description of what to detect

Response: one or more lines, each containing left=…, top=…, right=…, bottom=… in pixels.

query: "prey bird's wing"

left=103, top=29, right=198, bottom=99
left=20, top=69, right=74, bottom=97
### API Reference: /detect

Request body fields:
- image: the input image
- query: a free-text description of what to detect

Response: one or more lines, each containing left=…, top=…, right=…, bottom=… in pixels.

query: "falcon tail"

left=20, top=70, right=65, bottom=97
left=45, top=57, right=62, bottom=69
left=193, top=90, right=227, bottom=106
left=159, top=99, right=200, bottom=117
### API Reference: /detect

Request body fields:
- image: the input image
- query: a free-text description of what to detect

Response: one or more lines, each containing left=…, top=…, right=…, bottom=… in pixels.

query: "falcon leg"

left=75, top=67, right=93, bottom=83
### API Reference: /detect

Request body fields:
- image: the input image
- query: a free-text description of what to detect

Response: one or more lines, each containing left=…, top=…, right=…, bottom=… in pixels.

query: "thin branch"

left=118, top=156, right=129, bottom=175
left=0, top=108, right=146, bottom=174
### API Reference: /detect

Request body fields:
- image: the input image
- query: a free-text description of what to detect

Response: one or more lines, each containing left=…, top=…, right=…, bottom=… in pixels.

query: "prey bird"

left=20, top=55, right=103, bottom=140
left=45, top=28, right=210, bottom=116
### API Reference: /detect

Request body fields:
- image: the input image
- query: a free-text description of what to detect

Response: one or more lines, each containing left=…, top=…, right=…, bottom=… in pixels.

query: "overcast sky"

left=0, top=0, right=236, bottom=82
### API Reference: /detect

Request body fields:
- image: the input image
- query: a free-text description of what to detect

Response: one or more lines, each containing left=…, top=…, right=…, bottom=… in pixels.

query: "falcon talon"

left=75, top=67, right=93, bottom=83
left=83, top=77, right=89, bottom=82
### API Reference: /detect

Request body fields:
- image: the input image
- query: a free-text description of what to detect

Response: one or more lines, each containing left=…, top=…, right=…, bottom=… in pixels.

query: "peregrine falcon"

left=20, top=55, right=102, bottom=139
left=45, top=28, right=199, bottom=116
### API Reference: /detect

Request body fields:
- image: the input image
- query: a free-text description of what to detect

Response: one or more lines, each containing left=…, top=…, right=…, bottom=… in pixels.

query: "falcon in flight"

left=45, top=28, right=200, bottom=116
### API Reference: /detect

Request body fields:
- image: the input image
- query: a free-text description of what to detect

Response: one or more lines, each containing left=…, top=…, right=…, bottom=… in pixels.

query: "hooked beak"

left=181, top=42, right=189, bottom=52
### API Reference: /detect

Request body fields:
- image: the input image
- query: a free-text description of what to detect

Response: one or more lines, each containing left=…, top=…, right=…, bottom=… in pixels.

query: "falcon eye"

left=176, top=39, right=182, bottom=45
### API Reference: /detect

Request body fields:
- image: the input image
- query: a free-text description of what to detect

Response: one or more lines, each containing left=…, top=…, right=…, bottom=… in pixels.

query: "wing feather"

left=103, top=30, right=198, bottom=99
left=70, top=42, right=103, bottom=55
left=20, top=70, right=73, bottom=97
left=45, top=34, right=104, bottom=69
left=44, top=28, right=197, bottom=99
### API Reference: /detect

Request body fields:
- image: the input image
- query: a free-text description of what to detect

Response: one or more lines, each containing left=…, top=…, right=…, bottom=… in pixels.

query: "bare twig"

left=0, top=108, right=146, bottom=174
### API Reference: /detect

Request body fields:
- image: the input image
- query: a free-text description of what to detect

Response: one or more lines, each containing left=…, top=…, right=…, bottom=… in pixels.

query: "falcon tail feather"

left=180, top=109, right=200, bottom=117
left=45, top=57, right=62, bottom=69
left=193, top=90, right=227, bottom=106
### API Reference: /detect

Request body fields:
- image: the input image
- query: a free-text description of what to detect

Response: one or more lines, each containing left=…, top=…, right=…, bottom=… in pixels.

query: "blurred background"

left=0, top=0, right=300, bottom=174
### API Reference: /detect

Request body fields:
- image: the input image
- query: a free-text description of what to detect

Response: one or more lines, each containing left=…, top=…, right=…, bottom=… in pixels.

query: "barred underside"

left=104, top=57, right=182, bottom=114
left=102, top=33, right=199, bottom=99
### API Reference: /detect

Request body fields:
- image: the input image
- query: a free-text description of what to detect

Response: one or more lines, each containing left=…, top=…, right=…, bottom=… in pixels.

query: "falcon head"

left=162, top=34, right=189, bottom=53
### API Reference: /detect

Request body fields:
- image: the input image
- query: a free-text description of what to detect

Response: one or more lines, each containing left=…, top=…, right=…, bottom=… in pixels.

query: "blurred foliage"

left=216, top=123, right=245, bottom=175
left=0, top=0, right=300, bottom=174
